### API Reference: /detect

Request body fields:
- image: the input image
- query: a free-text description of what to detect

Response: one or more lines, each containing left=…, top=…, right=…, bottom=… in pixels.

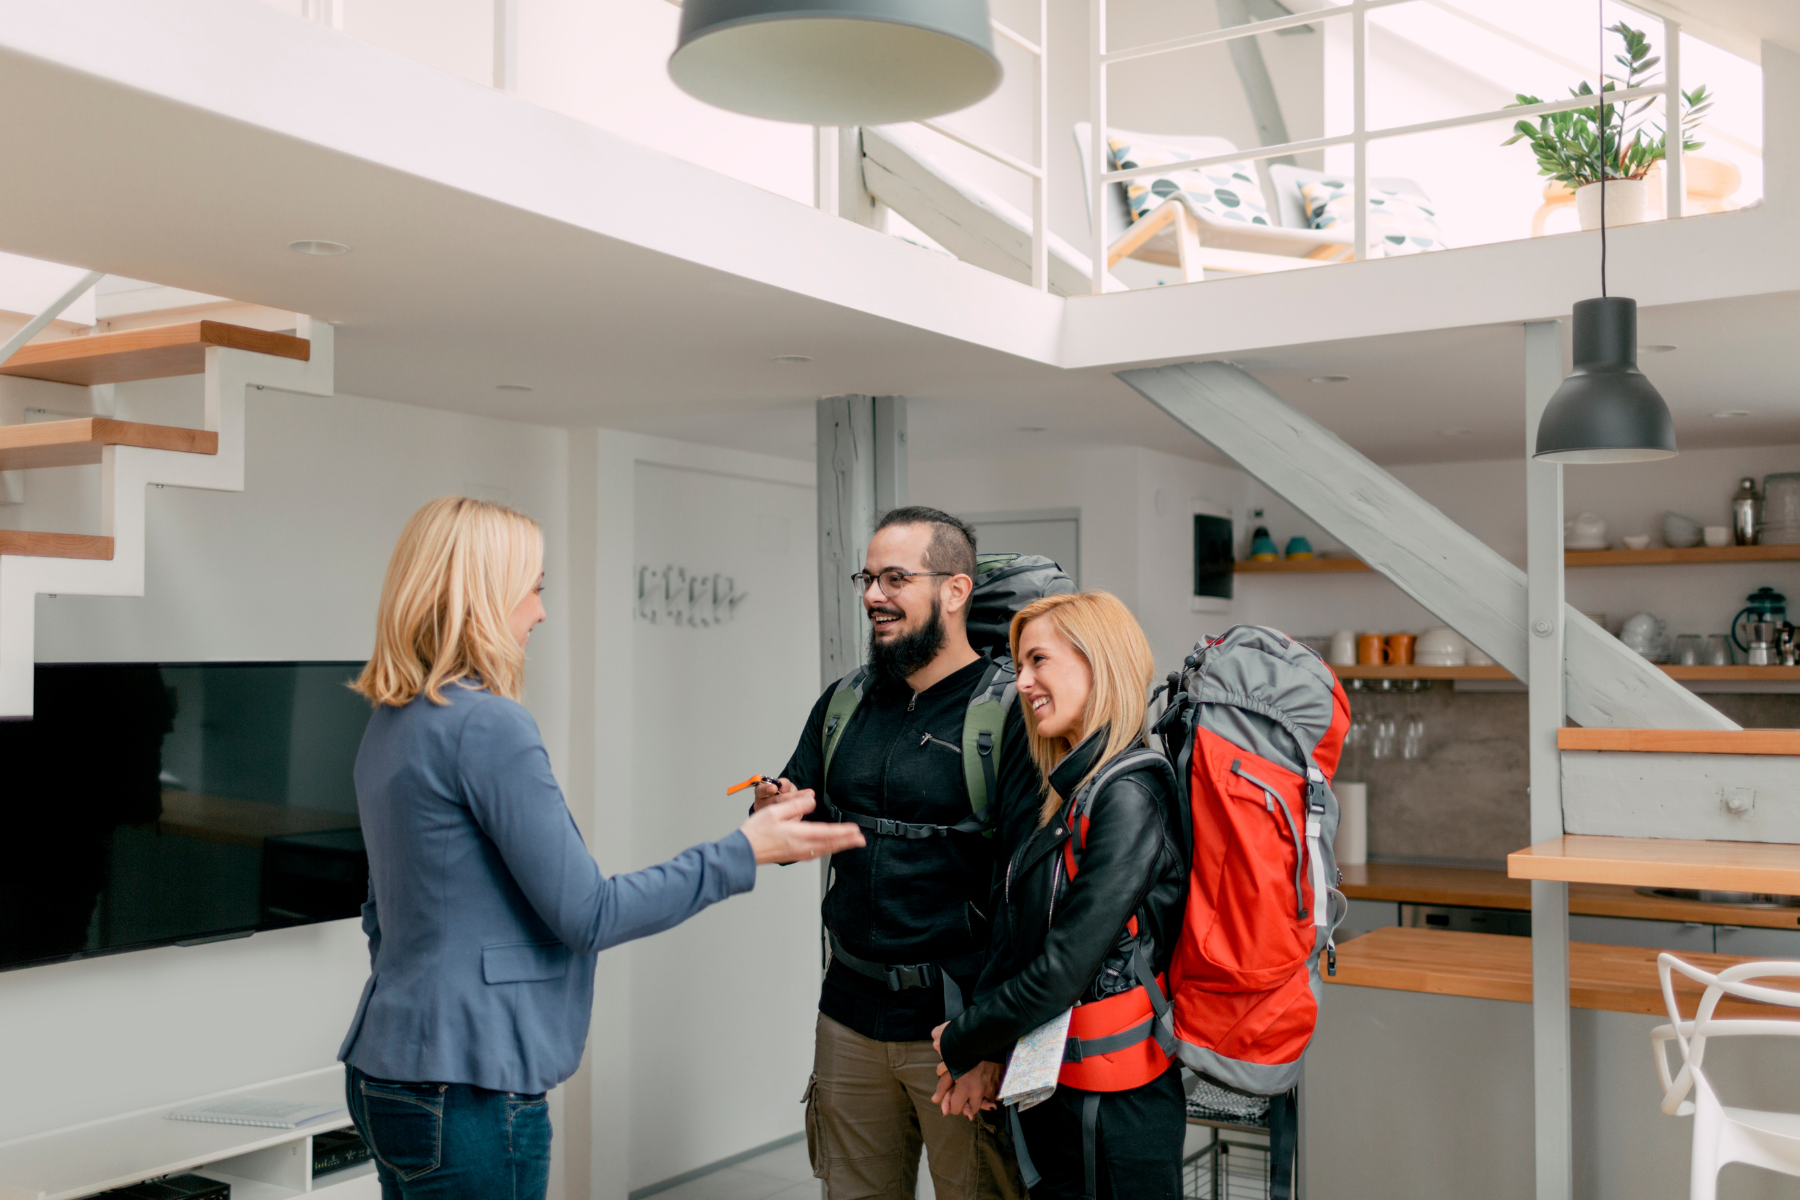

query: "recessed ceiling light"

left=1018, top=426, right=1048, bottom=432
left=1309, top=375, right=1350, bottom=384
left=770, top=354, right=813, bottom=364
left=1440, top=427, right=1475, bottom=436
left=1639, top=344, right=1677, bottom=354
left=1713, top=409, right=1752, bottom=419
left=496, top=383, right=534, bottom=393
left=288, top=239, right=350, bottom=256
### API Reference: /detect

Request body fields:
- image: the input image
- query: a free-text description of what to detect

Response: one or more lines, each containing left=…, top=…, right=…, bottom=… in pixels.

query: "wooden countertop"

left=1559, top=728, right=1800, bottom=755
left=1340, top=862, right=1800, bottom=930
left=1331, top=926, right=1800, bottom=1018
left=1509, top=835, right=1800, bottom=894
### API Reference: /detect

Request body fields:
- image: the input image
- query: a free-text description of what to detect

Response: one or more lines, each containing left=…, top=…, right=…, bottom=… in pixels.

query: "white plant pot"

left=1575, top=178, right=1649, bottom=230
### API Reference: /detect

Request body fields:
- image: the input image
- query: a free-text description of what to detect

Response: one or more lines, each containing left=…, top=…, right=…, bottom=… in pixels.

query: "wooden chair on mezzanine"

left=1652, top=953, right=1800, bottom=1200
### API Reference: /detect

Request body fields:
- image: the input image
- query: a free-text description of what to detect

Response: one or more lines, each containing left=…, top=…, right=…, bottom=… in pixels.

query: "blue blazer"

left=338, top=684, right=755, bottom=1094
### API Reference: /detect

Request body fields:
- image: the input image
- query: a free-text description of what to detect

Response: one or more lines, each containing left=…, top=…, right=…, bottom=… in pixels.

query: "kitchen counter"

left=1340, top=860, right=1800, bottom=930
left=1331, top=926, right=1800, bottom=1018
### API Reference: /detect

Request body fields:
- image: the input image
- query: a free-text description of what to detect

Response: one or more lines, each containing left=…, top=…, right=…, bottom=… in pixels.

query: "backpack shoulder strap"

left=820, top=666, right=870, bottom=785
left=961, top=657, right=1016, bottom=832
left=1066, top=744, right=1174, bottom=859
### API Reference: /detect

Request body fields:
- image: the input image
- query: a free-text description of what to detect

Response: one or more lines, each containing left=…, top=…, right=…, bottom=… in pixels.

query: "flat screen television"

left=0, top=661, right=372, bottom=972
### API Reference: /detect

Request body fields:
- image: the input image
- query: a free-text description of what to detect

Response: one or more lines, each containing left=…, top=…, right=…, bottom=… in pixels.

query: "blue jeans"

left=346, top=1065, right=551, bottom=1200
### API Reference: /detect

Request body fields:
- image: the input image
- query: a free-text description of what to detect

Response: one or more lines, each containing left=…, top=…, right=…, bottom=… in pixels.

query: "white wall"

left=0, top=376, right=571, bottom=1153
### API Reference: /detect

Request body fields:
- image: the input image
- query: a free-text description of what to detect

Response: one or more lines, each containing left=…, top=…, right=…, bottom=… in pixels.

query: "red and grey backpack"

left=1152, top=625, right=1351, bottom=1193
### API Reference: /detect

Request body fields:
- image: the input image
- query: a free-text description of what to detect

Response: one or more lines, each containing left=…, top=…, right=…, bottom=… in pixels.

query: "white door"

left=629, top=462, right=820, bottom=1189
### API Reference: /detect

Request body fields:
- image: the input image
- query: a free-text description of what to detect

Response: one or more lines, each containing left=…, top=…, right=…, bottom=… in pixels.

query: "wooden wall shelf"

left=1560, top=728, right=1800, bottom=755
left=0, top=530, right=113, bottom=560
left=1333, top=664, right=1511, bottom=681
left=1234, top=557, right=1369, bottom=574
left=1331, top=926, right=1800, bottom=1018
left=1508, top=834, right=1800, bottom=895
left=1237, top=544, right=1800, bottom=574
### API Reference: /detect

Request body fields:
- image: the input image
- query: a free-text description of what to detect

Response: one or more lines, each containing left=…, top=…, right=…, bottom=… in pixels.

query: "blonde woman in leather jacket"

left=932, top=592, right=1188, bottom=1200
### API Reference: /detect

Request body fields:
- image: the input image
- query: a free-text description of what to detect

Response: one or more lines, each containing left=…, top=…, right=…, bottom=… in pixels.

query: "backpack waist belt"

left=826, top=930, right=986, bottom=1019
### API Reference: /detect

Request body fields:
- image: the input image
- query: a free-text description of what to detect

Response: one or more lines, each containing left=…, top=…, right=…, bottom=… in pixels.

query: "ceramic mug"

left=1356, top=634, right=1384, bottom=665
left=1329, top=630, right=1357, bottom=666
left=1384, top=633, right=1416, bottom=665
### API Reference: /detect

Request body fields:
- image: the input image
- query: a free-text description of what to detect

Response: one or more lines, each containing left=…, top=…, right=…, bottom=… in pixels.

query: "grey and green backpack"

left=818, top=553, right=1075, bottom=838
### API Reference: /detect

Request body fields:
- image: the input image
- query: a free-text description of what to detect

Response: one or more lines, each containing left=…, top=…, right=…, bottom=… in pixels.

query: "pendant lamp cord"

left=1598, top=0, right=1608, bottom=298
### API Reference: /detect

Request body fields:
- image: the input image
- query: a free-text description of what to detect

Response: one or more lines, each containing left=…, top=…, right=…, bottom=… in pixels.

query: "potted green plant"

left=1502, top=22, right=1711, bottom=230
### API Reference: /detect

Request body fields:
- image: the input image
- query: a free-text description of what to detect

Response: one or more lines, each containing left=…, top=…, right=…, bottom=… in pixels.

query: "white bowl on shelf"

left=1415, top=627, right=1467, bottom=666
left=1623, top=535, right=1651, bottom=551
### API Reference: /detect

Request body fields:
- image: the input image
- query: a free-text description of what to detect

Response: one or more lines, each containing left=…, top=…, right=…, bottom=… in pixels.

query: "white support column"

left=493, top=0, right=519, bottom=92
left=1663, top=17, right=1683, bottom=220
left=817, top=395, right=875, bottom=689
left=1524, top=320, right=1572, bottom=1200
left=1351, top=0, right=1367, bottom=261
left=873, top=395, right=908, bottom=514
left=1032, top=0, right=1049, bottom=291
left=1089, top=0, right=1108, bottom=295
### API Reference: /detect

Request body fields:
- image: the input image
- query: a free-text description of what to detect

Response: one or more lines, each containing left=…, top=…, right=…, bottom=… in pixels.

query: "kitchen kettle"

left=1733, top=586, right=1790, bottom=655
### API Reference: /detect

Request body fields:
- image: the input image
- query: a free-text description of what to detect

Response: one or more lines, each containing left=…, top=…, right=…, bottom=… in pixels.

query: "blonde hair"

left=354, top=496, right=543, bottom=707
left=1009, top=591, right=1156, bottom=827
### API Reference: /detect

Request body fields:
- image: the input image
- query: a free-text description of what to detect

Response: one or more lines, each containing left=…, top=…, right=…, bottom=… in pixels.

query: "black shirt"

left=780, top=654, right=1039, bottom=1042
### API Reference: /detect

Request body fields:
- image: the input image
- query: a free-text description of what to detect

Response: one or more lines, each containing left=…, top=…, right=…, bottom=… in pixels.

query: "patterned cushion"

left=1108, top=136, right=1274, bottom=230
left=1299, top=178, right=1447, bottom=256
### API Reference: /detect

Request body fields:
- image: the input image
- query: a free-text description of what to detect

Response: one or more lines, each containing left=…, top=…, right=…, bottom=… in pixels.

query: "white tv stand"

left=0, top=1066, right=376, bottom=1200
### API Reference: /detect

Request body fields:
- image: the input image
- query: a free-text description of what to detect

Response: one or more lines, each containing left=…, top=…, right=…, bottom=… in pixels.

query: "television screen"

left=0, top=662, right=372, bottom=972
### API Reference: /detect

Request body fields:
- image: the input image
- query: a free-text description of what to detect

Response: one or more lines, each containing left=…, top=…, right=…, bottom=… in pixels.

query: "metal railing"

left=1087, top=0, right=1691, bottom=294
left=906, top=9, right=1052, bottom=290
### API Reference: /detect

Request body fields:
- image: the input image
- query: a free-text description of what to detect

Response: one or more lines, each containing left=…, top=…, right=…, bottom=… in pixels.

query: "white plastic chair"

left=1652, top=953, right=1800, bottom=1199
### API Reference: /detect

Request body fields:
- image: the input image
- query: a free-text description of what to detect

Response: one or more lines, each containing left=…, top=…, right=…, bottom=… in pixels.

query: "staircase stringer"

left=0, top=318, right=334, bottom=717
left=1116, top=358, right=1733, bottom=732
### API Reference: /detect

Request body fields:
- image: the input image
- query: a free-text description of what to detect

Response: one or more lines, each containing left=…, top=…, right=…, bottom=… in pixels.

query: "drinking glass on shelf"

left=1674, top=634, right=1702, bottom=666
left=1703, top=634, right=1733, bottom=666
left=1372, top=714, right=1397, bottom=760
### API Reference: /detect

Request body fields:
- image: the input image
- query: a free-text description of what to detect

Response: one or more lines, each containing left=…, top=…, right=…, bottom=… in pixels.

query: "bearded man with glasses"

left=753, top=506, right=1034, bottom=1200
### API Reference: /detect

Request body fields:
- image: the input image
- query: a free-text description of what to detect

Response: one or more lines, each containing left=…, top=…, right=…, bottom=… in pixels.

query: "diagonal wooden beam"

left=1116, top=359, right=1733, bottom=731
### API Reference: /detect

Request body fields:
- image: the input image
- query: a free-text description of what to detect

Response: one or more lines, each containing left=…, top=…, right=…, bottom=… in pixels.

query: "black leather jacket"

left=938, top=730, right=1187, bottom=1075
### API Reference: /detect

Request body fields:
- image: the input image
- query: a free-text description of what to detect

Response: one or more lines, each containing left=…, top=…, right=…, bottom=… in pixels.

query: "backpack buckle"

left=885, top=963, right=936, bottom=991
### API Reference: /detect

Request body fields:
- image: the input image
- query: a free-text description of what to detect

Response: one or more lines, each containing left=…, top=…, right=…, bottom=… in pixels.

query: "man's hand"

left=932, top=1060, right=1002, bottom=1119
left=740, top=792, right=864, bottom=865
left=751, top=776, right=799, bottom=812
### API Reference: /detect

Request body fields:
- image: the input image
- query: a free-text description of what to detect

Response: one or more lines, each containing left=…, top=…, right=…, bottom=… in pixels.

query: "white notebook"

left=168, top=1097, right=344, bottom=1129
left=998, top=1008, right=1073, bottom=1113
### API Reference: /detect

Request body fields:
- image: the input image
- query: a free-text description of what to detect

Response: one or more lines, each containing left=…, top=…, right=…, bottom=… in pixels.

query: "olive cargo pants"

left=805, top=1014, right=1026, bottom=1200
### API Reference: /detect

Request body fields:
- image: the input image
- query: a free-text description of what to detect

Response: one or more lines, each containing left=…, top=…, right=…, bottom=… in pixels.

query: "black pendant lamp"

left=668, top=0, right=1002, bottom=125
left=1533, top=296, right=1676, bottom=463
left=1531, top=6, right=1677, bottom=464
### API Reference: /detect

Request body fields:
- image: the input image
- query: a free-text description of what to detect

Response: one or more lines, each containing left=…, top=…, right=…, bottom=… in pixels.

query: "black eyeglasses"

left=851, top=568, right=953, bottom=597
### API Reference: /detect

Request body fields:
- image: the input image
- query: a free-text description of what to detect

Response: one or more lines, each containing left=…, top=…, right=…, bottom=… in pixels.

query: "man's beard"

left=868, top=596, right=947, bottom=681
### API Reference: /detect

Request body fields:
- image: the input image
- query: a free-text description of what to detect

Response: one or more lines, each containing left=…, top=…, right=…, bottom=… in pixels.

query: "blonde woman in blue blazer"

left=339, top=496, right=862, bottom=1199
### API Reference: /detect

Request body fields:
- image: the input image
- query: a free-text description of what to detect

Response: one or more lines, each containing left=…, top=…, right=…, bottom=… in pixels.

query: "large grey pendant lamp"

left=668, top=0, right=1002, bottom=125
left=1533, top=4, right=1676, bottom=464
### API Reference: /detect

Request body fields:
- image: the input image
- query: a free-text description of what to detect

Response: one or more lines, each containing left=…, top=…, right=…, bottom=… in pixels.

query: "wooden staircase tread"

left=0, top=531, right=113, bottom=560
left=0, top=418, right=218, bottom=471
left=1559, top=728, right=1800, bottom=755
left=0, top=321, right=308, bottom=386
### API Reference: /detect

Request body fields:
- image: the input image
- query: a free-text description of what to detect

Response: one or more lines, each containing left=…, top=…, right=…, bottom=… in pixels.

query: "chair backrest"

left=1266, top=163, right=1431, bottom=231
left=1071, top=122, right=1241, bottom=244
left=1654, top=953, right=1800, bottom=1116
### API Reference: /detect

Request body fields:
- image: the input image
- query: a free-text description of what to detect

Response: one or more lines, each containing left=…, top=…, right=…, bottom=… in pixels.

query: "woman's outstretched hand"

left=740, top=791, right=865, bottom=865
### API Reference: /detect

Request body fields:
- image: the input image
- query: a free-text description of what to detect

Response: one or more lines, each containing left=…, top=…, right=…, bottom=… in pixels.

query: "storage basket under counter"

left=1183, top=1082, right=1274, bottom=1200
